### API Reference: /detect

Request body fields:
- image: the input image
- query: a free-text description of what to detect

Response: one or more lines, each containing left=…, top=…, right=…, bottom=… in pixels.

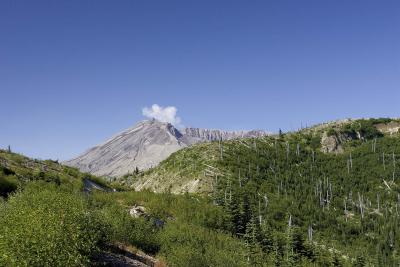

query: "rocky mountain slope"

left=64, top=119, right=268, bottom=177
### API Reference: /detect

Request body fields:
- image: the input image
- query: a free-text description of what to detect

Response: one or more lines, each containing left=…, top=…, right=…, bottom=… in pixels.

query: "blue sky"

left=1, top=0, right=399, bottom=160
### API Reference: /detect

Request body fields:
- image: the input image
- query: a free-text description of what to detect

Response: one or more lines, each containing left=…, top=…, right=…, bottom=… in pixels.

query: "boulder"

left=129, top=205, right=147, bottom=218
left=320, top=133, right=344, bottom=153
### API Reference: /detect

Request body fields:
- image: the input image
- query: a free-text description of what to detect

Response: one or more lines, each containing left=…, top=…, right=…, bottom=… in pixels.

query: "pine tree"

left=244, top=215, right=263, bottom=266
left=283, top=215, right=295, bottom=266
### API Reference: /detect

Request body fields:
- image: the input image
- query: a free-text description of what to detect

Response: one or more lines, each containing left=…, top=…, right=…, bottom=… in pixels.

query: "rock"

left=183, top=127, right=267, bottom=142
left=320, top=133, right=344, bottom=153
left=375, top=121, right=400, bottom=135
left=93, top=243, right=159, bottom=267
left=129, top=205, right=146, bottom=218
left=320, top=131, right=357, bottom=154
left=92, top=251, right=150, bottom=267
left=128, top=205, right=166, bottom=228
left=83, top=178, right=110, bottom=193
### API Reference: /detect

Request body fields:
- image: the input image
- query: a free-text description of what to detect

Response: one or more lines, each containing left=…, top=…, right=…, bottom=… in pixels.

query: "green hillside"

left=0, top=150, right=250, bottom=267
left=123, top=118, right=400, bottom=265
left=129, top=118, right=400, bottom=193
left=0, top=149, right=108, bottom=197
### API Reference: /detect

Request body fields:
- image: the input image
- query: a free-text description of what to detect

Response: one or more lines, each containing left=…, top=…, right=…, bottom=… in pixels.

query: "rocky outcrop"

left=183, top=128, right=267, bottom=142
left=320, top=133, right=344, bottom=153
left=320, top=119, right=400, bottom=153
left=129, top=205, right=147, bottom=218
left=375, top=121, right=400, bottom=135
left=320, top=132, right=358, bottom=153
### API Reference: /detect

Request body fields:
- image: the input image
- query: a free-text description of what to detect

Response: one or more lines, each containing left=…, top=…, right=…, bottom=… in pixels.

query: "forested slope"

left=125, top=118, right=400, bottom=265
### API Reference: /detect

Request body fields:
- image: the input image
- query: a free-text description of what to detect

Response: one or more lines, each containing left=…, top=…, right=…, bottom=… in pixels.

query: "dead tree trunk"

left=308, top=225, right=313, bottom=241
left=358, top=192, right=364, bottom=219
left=383, top=152, right=386, bottom=170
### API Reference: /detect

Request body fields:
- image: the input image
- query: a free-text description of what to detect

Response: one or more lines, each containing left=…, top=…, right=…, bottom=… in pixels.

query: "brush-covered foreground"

left=0, top=151, right=248, bottom=266
left=0, top=181, right=250, bottom=267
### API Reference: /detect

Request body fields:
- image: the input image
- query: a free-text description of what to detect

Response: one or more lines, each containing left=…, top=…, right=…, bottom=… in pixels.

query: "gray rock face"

left=64, top=120, right=268, bottom=177
left=320, top=133, right=343, bottom=153
left=320, top=132, right=356, bottom=153
left=183, top=128, right=267, bottom=142
left=375, top=121, right=400, bottom=135
left=64, top=120, right=187, bottom=177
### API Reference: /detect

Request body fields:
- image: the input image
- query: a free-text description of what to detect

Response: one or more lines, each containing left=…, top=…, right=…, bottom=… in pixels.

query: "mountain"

left=64, top=119, right=269, bottom=177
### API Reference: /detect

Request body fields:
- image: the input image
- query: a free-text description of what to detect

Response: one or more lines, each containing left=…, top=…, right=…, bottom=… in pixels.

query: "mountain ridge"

left=64, top=119, right=269, bottom=177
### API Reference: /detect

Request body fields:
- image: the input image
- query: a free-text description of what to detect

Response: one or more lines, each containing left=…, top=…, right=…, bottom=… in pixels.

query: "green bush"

left=326, top=128, right=337, bottom=137
left=0, top=175, right=18, bottom=197
left=342, top=120, right=383, bottom=140
left=0, top=183, right=106, bottom=266
left=159, top=223, right=249, bottom=267
left=98, top=203, right=160, bottom=254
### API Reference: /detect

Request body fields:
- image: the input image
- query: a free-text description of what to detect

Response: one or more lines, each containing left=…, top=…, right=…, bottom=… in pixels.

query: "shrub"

left=342, top=120, right=383, bottom=140
left=98, top=203, right=160, bottom=254
left=0, top=182, right=106, bottom=266
left=326, top=128, right=337, bottom=137
left=0, top=175, right=18, bottom=197
left=159, top=223, right=249, bottom=267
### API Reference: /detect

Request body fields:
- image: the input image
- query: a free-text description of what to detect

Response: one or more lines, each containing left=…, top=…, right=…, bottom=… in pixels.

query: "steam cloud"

left=142, top=104, right=182, bottom=127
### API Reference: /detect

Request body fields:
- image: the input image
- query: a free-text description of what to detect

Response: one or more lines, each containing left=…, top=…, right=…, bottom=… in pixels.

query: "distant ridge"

left=64, top=119, right=269, bottom=177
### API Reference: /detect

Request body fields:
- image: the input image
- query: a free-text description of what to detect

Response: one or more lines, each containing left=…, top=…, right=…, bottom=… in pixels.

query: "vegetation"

left=341, top=119, right=384, bottom=140
left=131, top=118, right=400, bottom=265
left=0, top=150, right=249, bottom=266
left=198, top=130, right=400, bottom=265
left=0, top=149, right=109, bottom=194
left=0, top=183, right=106, bottom=266
left=1, top=118, right=400, bottom=266
left=92, top=190, right=249, bottom=267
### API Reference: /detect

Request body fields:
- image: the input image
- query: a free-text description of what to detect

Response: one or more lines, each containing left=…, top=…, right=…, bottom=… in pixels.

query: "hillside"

left=127, top=118, right=400, bottom=193
left=0, top=149, right=252, bottom=267
left=0, top=149, right=110, bottom=197
left=122, top=118, right=400, bottom=265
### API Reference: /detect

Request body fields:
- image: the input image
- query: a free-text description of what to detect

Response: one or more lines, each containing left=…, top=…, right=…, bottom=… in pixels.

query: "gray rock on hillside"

left=183, top=127, right=267, bottom=142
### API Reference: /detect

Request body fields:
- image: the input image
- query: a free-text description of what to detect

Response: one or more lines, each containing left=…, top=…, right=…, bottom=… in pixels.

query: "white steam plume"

left=142, top=104, right=182, bottom=127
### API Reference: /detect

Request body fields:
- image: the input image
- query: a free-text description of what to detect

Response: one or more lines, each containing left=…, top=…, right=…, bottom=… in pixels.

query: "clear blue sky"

left=1, top=0, right=399, bottom=160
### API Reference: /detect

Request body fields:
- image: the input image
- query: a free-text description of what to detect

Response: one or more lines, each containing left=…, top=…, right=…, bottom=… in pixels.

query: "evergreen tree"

left=283, top=216, right=295, bottom=266
left=244, top=215, right=263, bottom=266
